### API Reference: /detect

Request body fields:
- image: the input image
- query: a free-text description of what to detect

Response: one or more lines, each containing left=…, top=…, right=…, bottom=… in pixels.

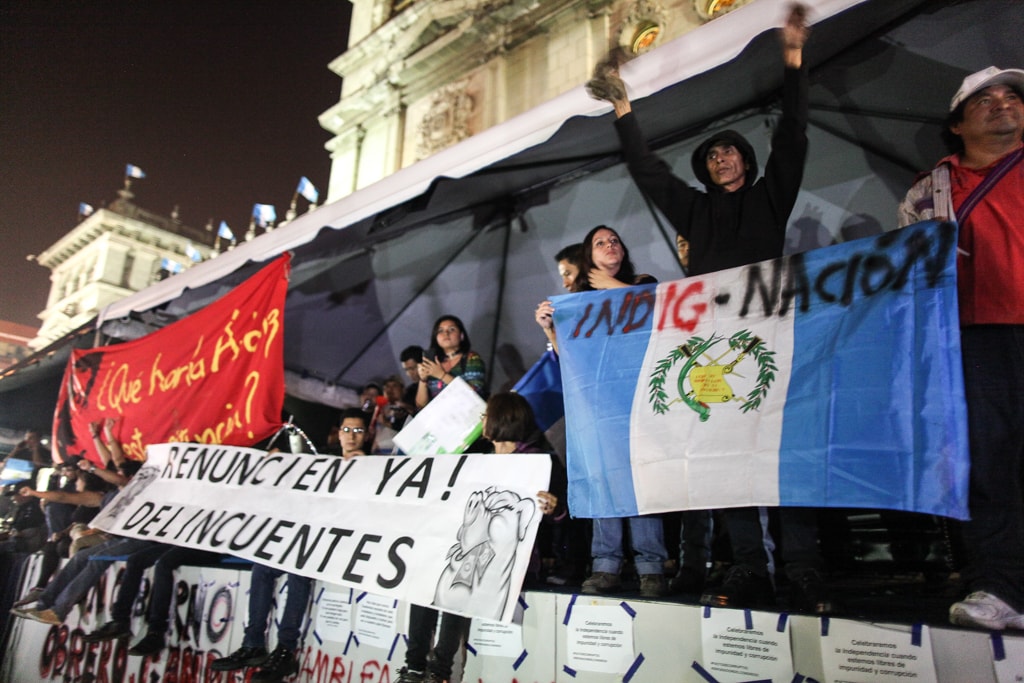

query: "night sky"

left=0, top=1, right=352, bottom=328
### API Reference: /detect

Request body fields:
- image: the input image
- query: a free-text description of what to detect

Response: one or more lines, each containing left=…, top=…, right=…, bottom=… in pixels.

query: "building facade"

left=30, top=188, right=218, bottom=350
left=0, top=321, right=38, bottom=371
left=319, top=0, right=753, bottom=203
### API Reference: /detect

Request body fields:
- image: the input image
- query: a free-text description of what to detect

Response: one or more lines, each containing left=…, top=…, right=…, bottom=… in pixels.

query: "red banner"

left=52, top=255, right=290, bottom=463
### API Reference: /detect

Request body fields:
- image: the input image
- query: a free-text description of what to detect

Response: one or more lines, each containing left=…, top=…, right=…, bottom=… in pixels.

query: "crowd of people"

left=3, top=3, right=1022, bottom=681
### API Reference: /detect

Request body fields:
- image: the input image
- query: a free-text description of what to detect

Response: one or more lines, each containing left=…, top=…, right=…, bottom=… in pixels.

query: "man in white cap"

left=899, top=66, right=1024, bottom=630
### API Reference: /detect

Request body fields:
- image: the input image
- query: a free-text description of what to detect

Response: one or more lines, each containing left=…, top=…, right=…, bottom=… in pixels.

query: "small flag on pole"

left=217, top=221, right=234, bottom=241
left=253, top=203, right=277, bottom=228
left=125, top=164, right=147, bottom=179
left=185, top=243, right=202, bottom=263
left=160, top=257, right=184, bottom=274
left=78, top=202, right=95, bottom=217
left=296, top=176, right=319, bottom=204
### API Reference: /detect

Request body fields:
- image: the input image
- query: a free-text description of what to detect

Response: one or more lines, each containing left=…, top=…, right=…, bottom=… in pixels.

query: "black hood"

left=691, top=130, right=758, bottom=191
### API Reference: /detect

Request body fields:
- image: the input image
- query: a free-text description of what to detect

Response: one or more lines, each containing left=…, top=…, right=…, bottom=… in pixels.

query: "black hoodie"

left=614, top=65, right=808, bottom=276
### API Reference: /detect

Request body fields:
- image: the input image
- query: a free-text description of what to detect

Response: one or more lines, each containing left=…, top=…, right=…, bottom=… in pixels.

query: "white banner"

left=90, top=444, right=551, bottom=622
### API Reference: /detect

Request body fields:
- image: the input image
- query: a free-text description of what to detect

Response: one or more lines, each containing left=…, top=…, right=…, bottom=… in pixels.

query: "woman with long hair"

left=415, top=314, right=486, bottom=409
left=535, top=225, right=655, bottom=348
left=482, top=392, right=564, bottom=516
left=535, top=226, right=668, bottom=597
left=572, top=224, right=654, bottom=291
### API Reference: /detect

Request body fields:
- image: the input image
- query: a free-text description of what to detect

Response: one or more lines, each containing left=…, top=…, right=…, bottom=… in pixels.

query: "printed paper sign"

left=699, top=608, right=794, bottom=682
left=354, top=593, right=399, bottom=650
left=316, top=591, right=353, bottom=642
left=469, top=619, right=524, bottom=658
left=565, top=604, right=635, bottom=674
left=819, top=618, right=937, bottom=683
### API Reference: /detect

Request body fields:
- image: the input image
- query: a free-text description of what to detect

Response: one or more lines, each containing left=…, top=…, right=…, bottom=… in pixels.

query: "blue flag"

left=0, top=457, right=34, bottom=485
left=218, top=221, right=234, bottom=241
left=512, top=350, right=564, bottom=432
left=78, top=202, right=94, bottom=217
left=161, top=257, right=184, bottom=274
left=297, top=176, right=319, bottom=204
left=553, top=221, right=969, bottom=520
left=126, top=164, right=146, bottom=179
left=253, top=203, right=277, bottom=227
left=185, top=243, right=202, bottom=263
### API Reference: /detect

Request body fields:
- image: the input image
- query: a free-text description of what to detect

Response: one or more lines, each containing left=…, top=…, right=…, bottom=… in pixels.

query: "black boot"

left=83, top=620, right=131, bottom=643
left=699, top=565, right=774, bottom=608
left=128, top=630, right=166, bottom=657
left=253, top=645, right=299, bottom=683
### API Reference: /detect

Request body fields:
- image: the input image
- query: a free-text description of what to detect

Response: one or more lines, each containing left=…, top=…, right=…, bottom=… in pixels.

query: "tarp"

left=3, top=0, right=1021, bottom=430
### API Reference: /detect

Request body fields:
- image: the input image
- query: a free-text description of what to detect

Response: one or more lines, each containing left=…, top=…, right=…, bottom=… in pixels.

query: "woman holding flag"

left=534, top=225, right=669, bottom=597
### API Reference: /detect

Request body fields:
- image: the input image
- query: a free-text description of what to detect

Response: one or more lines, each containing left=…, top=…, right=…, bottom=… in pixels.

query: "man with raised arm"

left=587, top=4, right=809, bottom=277
left=587, top=5, right=831, bottom=614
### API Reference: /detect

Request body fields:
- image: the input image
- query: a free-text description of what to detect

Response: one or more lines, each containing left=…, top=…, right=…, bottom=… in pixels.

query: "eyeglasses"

left=340, top=427, right=365, bottom=434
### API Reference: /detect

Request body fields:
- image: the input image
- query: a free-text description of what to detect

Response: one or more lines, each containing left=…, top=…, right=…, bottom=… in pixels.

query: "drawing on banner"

left=648, top=330, right=776, bottom=421
left=433, top=487, right=537, bottom=620
left=102, top=464, right=160, bottom=519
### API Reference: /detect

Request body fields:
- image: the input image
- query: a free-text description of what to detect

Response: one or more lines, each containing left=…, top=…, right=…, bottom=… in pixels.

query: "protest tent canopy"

left=2, top=0, right=1016, bottom=428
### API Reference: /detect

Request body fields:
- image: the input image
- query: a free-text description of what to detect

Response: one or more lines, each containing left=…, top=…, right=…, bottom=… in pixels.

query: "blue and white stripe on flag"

left=161, top=257, right=184, bottom=274
left=554, top=221, right=968, bottom=520
left=253, top=203, right=277, bottom=227
left=185, top=243, right=202, bottom=263
left=297, top=176, right=319, bottom=204
left=217, top=221, right=234, bottom=241
left=125, top=164, right=146, bottom=179
left=1, top=457, right=35, bottom=485
left=78, top=202, right=95, bottom=217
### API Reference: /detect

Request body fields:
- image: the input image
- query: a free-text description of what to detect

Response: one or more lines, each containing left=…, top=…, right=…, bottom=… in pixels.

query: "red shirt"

left=947, top=147, right=1024, bottom=325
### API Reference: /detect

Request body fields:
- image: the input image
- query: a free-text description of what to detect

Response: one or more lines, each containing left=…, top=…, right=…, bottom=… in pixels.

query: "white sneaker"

left=949, top=591, right=1024, bottom=630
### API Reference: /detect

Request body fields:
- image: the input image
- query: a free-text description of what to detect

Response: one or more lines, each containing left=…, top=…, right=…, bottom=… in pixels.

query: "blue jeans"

left=590, top=516, right=666, bottom=576
left=242, top=564, right=312, bottom=651
left=37, top=536, right=157, bottom=619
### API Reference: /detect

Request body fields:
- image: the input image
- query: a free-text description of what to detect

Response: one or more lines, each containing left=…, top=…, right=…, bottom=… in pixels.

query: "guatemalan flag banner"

left=553, top=221, right=969, bottom=521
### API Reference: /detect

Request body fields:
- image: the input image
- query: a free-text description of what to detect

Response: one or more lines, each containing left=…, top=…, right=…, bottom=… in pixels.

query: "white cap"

left=950, top=66, right=1024, bottom=112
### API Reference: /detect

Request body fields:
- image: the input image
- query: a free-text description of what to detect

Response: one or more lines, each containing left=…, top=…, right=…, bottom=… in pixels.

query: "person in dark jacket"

left=587, top=5, right=809, bottom=277
left=587, top=4, right=831, bottom=614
